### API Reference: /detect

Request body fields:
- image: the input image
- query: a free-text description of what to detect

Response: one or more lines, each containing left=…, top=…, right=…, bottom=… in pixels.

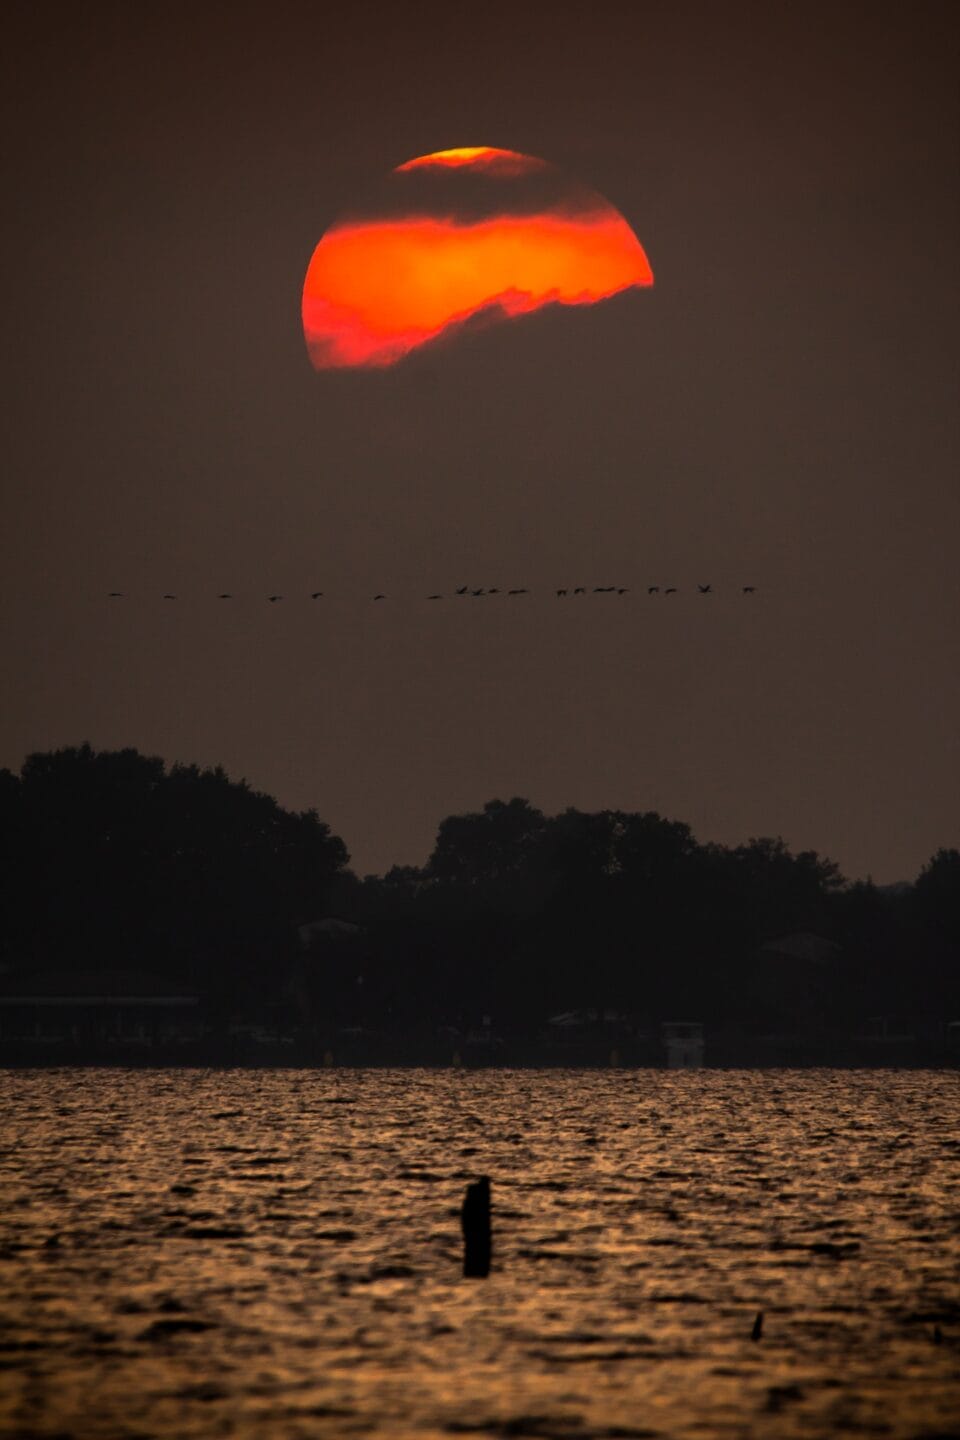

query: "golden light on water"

left=1, top=1069, right=957, bottom=1437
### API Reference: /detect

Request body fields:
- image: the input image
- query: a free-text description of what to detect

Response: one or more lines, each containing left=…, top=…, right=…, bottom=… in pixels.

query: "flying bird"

left=427, top=593, right=443, bottom=599
left=373, top=593, right=386, bottom=600
left=648, top=586, right=660, bottom=595
left=617, top=588, right=629, bottom=595
left=573, top=587, right=586, bottom=595
left=471, top=588, right=485, bottom=596
left=455, top=585, right=469, bottom=595
left=742, top=585, right=756, bottom=594
left=664, top=587, right=677, bottom=594
left=268, top=595, right=283, bottom=602
left=508, top=588, right=528, bottom=595
left=163, top=594, right=176, bottom=600
left=107, top=591, right=125, bottom=598
left=217, top=593, right=233, bottom=599
left=697, top=585, right=712, bottom=594
left=311, top=591, right=325, bottom=599
left=556, top=589, right=568, bottom=597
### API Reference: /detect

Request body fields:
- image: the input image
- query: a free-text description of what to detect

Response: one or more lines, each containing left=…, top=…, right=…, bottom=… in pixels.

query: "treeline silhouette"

left=0, top=746, right=957, bottom=1055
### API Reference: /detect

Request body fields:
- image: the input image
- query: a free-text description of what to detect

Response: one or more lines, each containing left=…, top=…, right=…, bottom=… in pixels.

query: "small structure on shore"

left=661, top=1021, right=705, bottom=1068
left=297, top=917, right=362, bottom=946
left=0, top=969, right=200, bottom=1046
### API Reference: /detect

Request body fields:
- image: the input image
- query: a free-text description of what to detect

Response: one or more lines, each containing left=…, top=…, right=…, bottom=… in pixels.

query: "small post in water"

left=462, top=1176, right=492, bottom=1278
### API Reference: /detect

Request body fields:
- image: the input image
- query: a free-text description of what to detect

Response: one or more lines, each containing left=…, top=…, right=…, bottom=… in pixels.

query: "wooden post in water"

left=462, top=1176, right=492, bottom=1278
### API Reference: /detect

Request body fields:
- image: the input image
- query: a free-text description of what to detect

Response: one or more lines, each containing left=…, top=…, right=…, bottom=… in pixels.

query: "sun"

left=302, top=146, right=653, bottom=369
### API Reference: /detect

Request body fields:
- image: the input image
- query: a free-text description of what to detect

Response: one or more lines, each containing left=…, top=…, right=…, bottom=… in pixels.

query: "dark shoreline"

left=2, top=1038, right=957, bottom=1070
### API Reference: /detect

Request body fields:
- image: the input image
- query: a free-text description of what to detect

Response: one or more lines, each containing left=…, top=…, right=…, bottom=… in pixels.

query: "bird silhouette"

left=751, top=1311, right=764, bottom=1341
left=93, top=578, right=763, bottom=606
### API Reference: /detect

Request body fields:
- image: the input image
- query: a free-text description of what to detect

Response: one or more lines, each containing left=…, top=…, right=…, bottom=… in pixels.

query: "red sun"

left=302, top=146, right=653, bottom=369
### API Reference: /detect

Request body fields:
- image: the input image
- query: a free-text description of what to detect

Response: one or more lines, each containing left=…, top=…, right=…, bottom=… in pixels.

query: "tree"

left=426, top=797, right=547, bottom=889
left=911, top=849, right=960, bottom=1012
left=5, top=745, right=349, bottom=1010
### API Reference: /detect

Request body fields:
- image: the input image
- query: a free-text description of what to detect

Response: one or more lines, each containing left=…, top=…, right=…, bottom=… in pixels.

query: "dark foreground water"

left=0, top=1069, right=957, bottom=1440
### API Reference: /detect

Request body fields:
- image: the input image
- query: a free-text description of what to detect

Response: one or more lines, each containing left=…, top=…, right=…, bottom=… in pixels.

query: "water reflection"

left=0, top=1068, right=957, bottom=1437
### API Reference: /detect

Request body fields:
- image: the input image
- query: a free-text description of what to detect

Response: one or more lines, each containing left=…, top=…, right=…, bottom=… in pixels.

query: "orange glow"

left=303, top=212, right=653, bottom=369
left=395, top=147, right=545, bottom=175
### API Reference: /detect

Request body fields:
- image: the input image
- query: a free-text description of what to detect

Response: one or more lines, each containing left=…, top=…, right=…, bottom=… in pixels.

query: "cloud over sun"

left=302, top=147, right=653, bottom=369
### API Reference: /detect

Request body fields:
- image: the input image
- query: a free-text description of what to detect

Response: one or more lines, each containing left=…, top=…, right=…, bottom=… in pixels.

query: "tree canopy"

left=0, top=744, right=348, bottom=1007
left=0, top=751, right=956, bottom=1035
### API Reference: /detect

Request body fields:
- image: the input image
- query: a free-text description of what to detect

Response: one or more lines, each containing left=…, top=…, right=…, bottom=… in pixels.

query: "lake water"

left=0, top=1068, right=957, bottom=1439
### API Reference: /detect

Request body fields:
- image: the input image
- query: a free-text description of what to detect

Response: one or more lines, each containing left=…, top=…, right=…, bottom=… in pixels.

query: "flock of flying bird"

left=105, top=585, right=758, bottom=601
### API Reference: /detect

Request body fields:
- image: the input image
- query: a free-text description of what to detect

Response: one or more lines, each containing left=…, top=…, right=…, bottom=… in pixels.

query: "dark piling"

left=461, top=1176, right=492, bottom=1278
left=751, top=1310, right=764, bottom=1341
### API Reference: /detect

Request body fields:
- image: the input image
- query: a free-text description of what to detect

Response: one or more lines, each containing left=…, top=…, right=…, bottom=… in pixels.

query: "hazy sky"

left=2, top=1, right=957, bottom=882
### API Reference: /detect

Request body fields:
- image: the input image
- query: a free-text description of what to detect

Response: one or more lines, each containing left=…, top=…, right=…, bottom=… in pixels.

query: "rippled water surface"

left=1, top=1068, right=958, bottom=1439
